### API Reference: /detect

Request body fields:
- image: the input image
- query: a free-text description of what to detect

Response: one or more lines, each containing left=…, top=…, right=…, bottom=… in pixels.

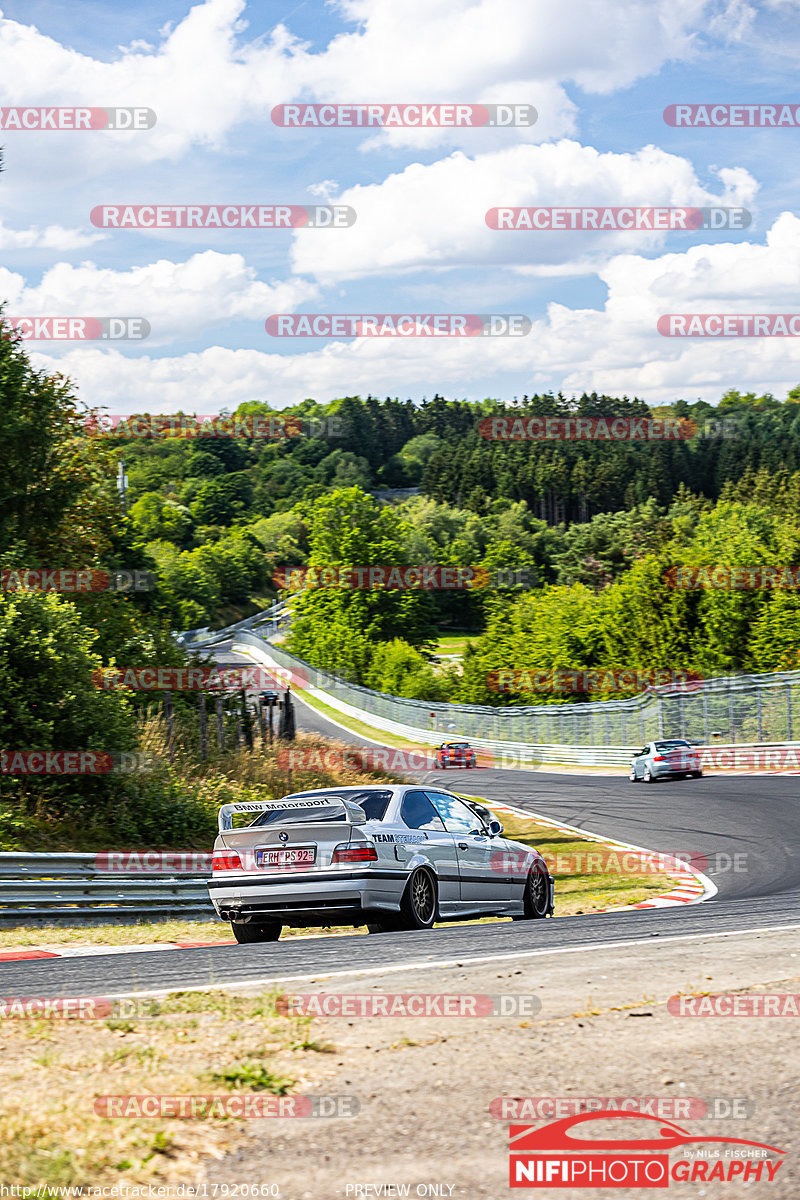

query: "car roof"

left=283, top=784, right=461, bottom=798
left=284, top=785, right=401, bottom=796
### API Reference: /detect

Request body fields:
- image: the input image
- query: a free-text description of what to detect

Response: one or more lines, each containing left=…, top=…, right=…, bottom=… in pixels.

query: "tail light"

left=331, top=843, right=378, bottom=864
left=212, top=851, right=242, bottom=871
left=652, top=756, right=666, bottom=762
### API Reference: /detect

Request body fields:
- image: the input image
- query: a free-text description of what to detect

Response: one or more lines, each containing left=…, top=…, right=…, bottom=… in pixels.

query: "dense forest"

left=3, top=296, right=800, bottom=778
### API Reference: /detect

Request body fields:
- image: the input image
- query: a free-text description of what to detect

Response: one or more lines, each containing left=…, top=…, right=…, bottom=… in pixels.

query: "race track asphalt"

left=3, top=645, right=798, bottom=998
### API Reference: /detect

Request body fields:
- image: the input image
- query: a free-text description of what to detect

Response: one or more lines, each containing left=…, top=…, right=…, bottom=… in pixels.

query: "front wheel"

left=231, top=920, right=282, bottom=943
left=628, top=768, right=639, bottom=783
left=521, top=864, right=551, bottom=919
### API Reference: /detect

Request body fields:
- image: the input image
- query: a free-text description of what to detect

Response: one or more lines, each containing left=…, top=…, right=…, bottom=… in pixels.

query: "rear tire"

left=691, top=771, right=703, bottom=779
left=397, top=868, right=437, bottom=930
left=231, top=920, right=282, bottom=943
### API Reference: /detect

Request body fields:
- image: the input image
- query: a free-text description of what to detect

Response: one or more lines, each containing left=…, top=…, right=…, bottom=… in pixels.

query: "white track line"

left=98, top=923, right=800, bottom=1001
left=489, top=800, right=717, bottom=908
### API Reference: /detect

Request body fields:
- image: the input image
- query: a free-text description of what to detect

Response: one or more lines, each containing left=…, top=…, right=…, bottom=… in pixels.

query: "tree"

left=0, top=312, right=121, bottom=564
left=288, top=489, right=437, bottom=681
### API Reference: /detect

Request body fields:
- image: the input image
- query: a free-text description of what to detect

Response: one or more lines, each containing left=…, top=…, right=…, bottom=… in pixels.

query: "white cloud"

left=30, top=213, right=800, bottom=410
left=0, top=219, right=103, bottom=250
left=0, top=252, right=318, bottom=342
left=290, top=140, right=759, bottom=283
left=0, top=0, right=749, bottom=169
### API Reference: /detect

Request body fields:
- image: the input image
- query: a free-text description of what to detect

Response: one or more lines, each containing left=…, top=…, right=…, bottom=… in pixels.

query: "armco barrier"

left=0, top=853, right=214, bottom=927
left=233, top=636, right=637, bottom=767
left=230, top=630, right=800, bottom=750
left=183, top=598, right=291, bottom=648
left=232, top=636, right=800, bottom=773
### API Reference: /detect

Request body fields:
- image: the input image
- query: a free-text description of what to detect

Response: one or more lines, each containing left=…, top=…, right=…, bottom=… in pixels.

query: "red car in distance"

left=434, top=741, right=477, bottom=769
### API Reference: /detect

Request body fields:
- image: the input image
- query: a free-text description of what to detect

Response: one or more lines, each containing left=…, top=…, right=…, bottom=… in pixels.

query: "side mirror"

left=488, top=819, right=504, bottom=837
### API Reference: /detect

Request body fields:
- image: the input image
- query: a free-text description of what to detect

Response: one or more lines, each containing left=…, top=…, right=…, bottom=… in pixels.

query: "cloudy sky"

left=1, top=0, right=800, bottom=413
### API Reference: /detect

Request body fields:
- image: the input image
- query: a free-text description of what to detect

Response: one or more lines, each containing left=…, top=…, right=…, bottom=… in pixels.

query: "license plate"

left=256, top=847, right=316, bottom=868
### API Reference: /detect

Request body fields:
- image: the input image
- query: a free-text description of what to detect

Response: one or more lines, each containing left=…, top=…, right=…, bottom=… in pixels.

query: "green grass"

left=432, top=634, right=476, bottom=657
left=470, top=798, right=682, bottom=914
left=295, top=686, right=438, bottom=749
left=207, top=1060, right=294, bottom=1092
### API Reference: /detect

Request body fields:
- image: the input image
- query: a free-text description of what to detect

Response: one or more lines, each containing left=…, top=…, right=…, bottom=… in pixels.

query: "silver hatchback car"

left=208, top=784, right=554, bottom=942
left=629, top=739, right=703, bottom=783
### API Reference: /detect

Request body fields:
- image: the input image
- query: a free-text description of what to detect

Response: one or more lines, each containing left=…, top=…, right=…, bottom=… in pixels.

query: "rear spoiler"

left=218, top=797, right=367, bottom=833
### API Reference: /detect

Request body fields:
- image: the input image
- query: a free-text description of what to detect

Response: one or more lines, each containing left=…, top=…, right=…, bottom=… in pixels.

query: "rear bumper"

left=652, top=763, right=701, bottom=777
left=208, top=870, right=404, bottom=927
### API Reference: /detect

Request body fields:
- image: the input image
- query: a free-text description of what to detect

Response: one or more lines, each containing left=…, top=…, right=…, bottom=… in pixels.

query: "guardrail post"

left=788, top=685, right=793, bottom=742
left=215, top=697, right=225, bottom=752
left=702, top=692, right=709, bottom=744
left=757, top=688, right=763, bottom=742
left=163, top=691, right=174, bottom=765
left=240, top=688, right=253, bottom=751
left=729, top=685, right=736, bottom=743
left=198, top=694, right=208, bottom=761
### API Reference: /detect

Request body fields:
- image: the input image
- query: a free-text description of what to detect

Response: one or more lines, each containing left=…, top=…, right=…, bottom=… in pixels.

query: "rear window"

left=251, top=801, right=347, bottom=826
left=259, top=789, right=392, bottom=823
left=655, top=741, right=692, bottom=751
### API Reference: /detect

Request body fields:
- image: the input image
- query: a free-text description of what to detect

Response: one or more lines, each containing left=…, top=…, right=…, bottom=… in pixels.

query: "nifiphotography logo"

left=508, top=1111, right=785, bottom=1188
